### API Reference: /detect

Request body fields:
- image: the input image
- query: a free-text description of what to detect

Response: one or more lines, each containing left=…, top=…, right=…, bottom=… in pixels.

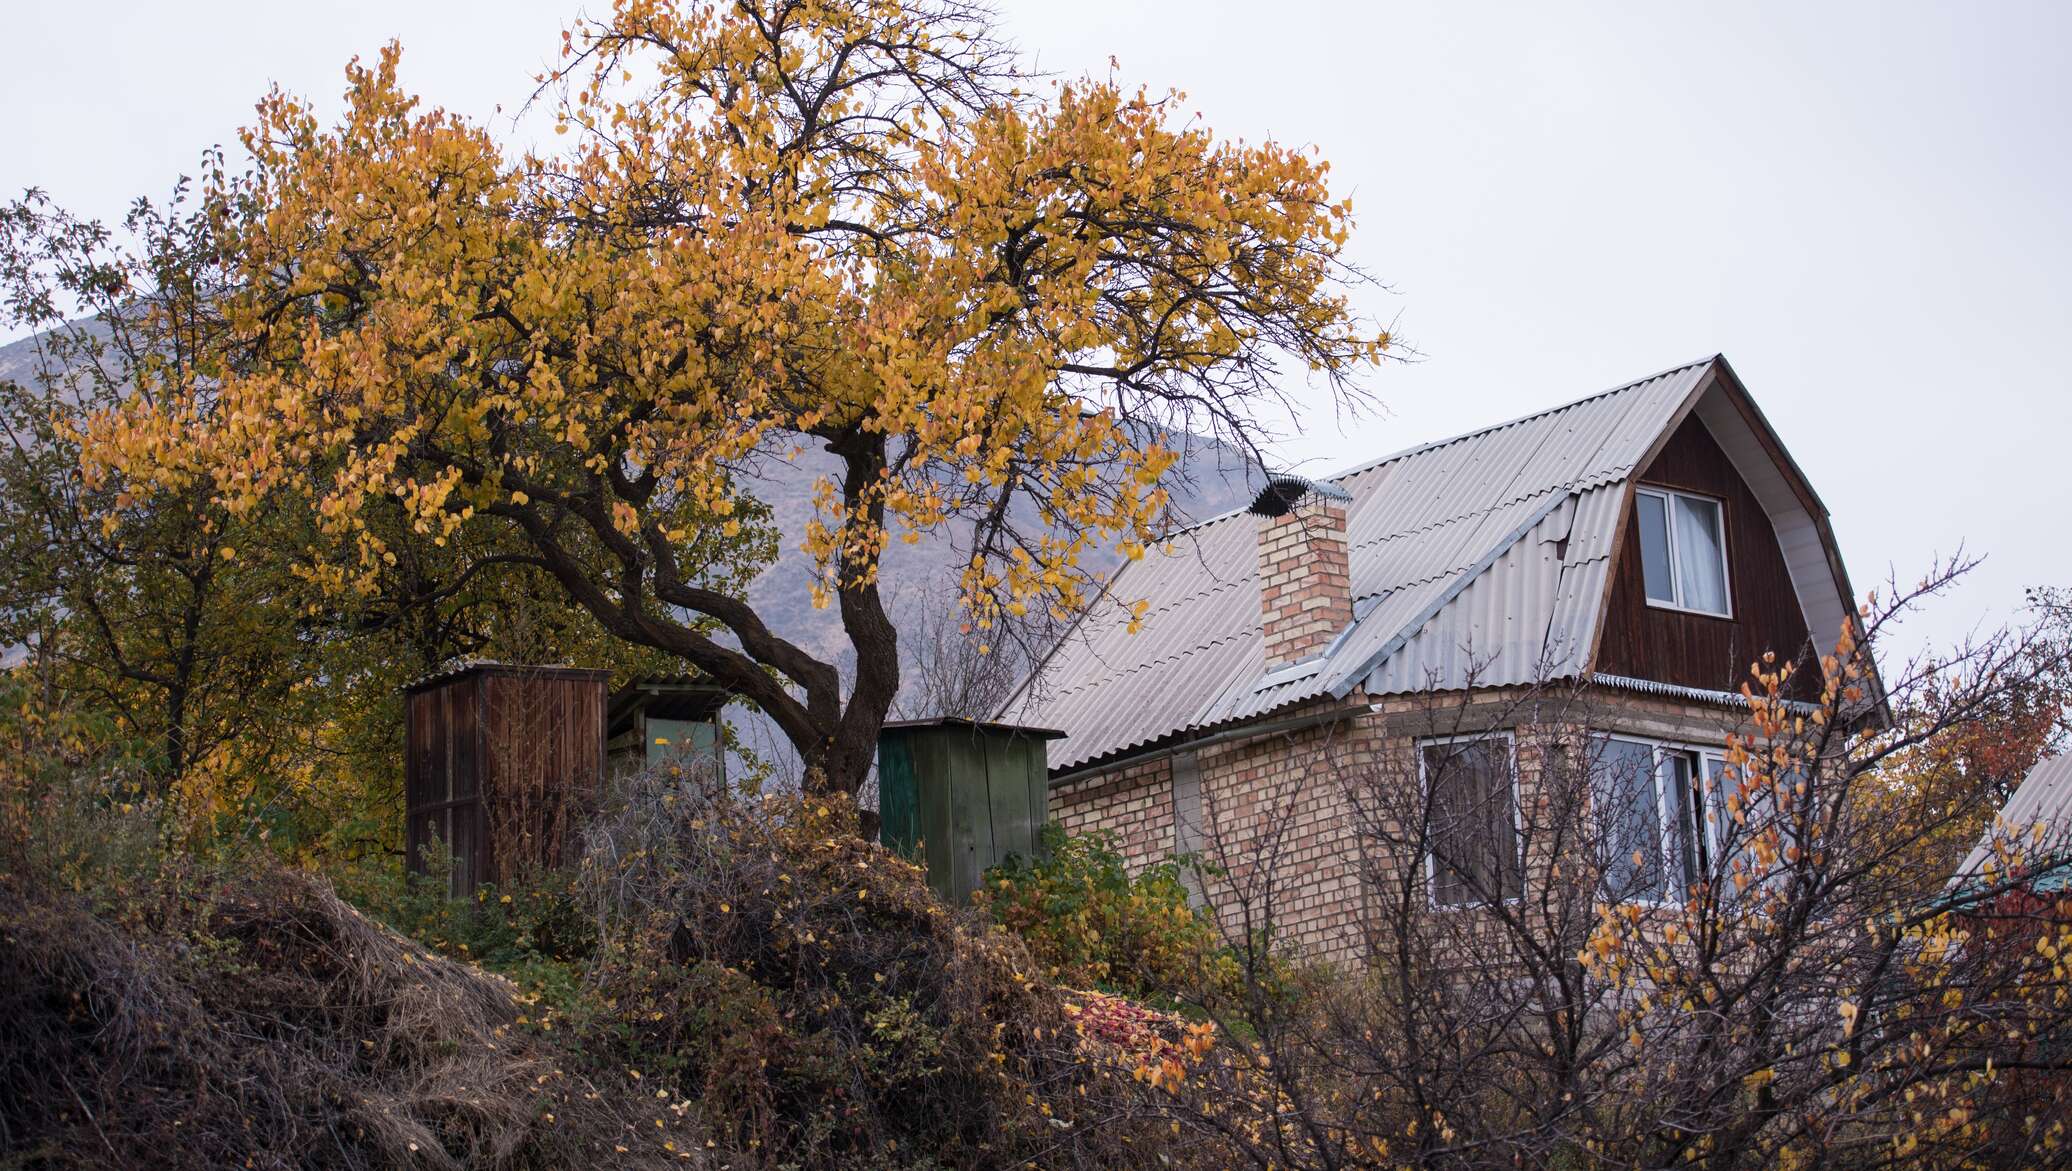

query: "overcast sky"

left=7, top=1, right=2068, bottom=657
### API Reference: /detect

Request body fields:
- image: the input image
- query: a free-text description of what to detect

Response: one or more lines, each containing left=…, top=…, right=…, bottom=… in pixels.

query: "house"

left=995, top=355, right=1870, bottom=963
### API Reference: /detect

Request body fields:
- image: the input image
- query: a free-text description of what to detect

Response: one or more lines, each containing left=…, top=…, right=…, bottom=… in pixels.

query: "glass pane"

left=1636, top=493, right=1675, bottom=604
left=1592, top=738, right=1664, bottom=901
left=639, top=718, right=725, bottom=788
left=1425, top=740, right=1520, bottom=906
left=1703, top=755, right=1730, bottom=846
left=1672, top=495, right=1729, bottom=614
left=1664, top=752, right=1704, bottom=891
left=1703, top=755, right=1740, bottom=891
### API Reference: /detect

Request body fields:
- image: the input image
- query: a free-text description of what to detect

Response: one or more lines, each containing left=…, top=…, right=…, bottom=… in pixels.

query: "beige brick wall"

left=1048, top=686, right=1764, bottom=969
left=1052, top=754, right=1176, bottom=869
left=1193, top=708, right=1379, bottom=965
left=1052, top=699, right=1378, bottom=967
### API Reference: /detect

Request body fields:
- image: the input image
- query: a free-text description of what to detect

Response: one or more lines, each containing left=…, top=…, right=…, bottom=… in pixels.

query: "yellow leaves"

left=1124, top=598, right=1153, bottom=635
left=72, top=0, right=1378, bottom=703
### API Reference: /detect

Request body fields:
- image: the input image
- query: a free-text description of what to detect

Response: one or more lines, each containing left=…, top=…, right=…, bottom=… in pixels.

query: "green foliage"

left=975, top=823, right=1232, bottom=1001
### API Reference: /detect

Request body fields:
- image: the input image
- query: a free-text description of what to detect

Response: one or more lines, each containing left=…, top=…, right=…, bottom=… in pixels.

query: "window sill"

left=1428, top=894, right=1526, bottom=912
left=1643, top=598, right=1735, bottom=622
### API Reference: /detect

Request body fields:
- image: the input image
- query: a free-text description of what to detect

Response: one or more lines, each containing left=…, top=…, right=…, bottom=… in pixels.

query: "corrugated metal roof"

left=1953, top=754, right=2072, bottom=889
left=1001, top=356, right=1853, bottom=773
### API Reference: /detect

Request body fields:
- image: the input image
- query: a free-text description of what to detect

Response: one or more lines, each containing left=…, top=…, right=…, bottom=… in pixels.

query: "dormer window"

left=1635, top=487, right=1730, bottom=616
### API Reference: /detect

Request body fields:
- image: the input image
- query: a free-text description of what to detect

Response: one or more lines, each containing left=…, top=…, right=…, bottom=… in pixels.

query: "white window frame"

left=1634, top=486, right=1734, bottom=619
left=1590, top=733, right=1729, bottom=905
left=1419, top=731, right=1524, bottom=910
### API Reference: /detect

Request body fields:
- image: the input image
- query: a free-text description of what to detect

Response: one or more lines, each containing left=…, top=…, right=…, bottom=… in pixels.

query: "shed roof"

left=607, top=677, right=732, bottom=731
left=999, top=355, right=1862, bottom=772
left=1953, top=754, right=2072, bottom=894
left=881, top=717, right=1067, bottom=739
left=401, top=660, right=612, bottom=696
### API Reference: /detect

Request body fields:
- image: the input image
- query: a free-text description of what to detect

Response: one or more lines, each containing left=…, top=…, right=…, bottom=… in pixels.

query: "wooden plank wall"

left=404, top=674, right=486, bottom=895
left=1595, top=414, right=1821, bottom=701
left=888, top=726, right=1051, bottom=903
left=483, top=671, right=607, bottom=887
left=406, top=667, right=607, bottom=895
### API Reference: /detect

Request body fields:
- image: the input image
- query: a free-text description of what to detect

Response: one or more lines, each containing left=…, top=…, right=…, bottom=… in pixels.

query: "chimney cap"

left=1247, top=473, right=1352, bottom=518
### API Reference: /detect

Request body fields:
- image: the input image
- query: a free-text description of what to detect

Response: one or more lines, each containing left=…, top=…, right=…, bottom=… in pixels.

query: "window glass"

left=1703, top=753, right=1761, bottom=895
left=1662, top=751, right=1707, bottom=889
left=1636, top=491, right=1675, bottom=604
left=1424, top=738, right=1521, bottom=907
left=1672, top=494, right=1729, bottom=614
left=1703, top=754, right=1731, bottom=850
left=1592, top=738, right=1665, bottom=901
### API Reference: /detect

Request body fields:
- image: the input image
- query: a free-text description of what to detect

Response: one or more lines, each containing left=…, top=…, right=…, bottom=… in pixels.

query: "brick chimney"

left=1251, top=475, right=1354, bottom=669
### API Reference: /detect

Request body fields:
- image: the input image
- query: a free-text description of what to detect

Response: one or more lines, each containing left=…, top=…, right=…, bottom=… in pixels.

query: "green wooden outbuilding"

left=876, top=718, right=1065, bottom=904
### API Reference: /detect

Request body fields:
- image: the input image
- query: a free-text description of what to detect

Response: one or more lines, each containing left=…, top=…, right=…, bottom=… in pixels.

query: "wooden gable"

left=1593, top=413, right=1820, bottom=701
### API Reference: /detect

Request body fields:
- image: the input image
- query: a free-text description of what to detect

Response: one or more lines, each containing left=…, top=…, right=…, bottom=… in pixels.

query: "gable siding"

left=1595, top=414, right=1818, bottom=700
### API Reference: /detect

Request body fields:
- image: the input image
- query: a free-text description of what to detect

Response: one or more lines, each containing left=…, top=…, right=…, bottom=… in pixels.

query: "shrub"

left=566, top=770, right=1207, bottom=1169
left=974, top=823, right=1233, bottom=1001
left=0, top=756, right=1252, bottom=1169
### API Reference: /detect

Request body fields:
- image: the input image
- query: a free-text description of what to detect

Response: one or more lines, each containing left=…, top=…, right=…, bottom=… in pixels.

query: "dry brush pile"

left=565, top=771, right=1237, bottom=1169
left=0, top=852, right=699, bottom=1169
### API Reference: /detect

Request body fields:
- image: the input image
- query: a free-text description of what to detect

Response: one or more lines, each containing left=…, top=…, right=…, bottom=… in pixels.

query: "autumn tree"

left=0, top=187, right=316, bottom=798
left=1853, top=584, right=2071, bottom=901
left=1, top=186, right=724, bottom=850
left=83, top=0, right=1385, bottom=798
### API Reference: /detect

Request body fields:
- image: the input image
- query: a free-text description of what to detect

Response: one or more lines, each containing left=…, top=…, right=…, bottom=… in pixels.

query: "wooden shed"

left=606, top=678, right=730, bottom=780
left=876, top=718, right=1064, bottom=903
left=404, top=663, right=610, bottom=896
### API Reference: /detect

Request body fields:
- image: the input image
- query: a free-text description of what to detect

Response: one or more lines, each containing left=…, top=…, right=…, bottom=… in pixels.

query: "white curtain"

left=1672, top=496, right=1728, bottom=613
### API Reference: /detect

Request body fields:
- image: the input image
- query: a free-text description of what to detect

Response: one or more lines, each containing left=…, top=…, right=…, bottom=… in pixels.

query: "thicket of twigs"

left=565, top=768, right=1234, bottom=1168
left=1133, top=567, right=2072, bottom=1170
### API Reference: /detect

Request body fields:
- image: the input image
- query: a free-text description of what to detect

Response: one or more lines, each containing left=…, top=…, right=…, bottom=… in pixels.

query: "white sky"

left=7, top=0, right=2068, bottom=657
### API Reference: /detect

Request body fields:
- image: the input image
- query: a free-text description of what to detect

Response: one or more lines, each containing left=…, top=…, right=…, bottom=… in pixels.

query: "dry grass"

left=0, top=863, right=704, bottom=1170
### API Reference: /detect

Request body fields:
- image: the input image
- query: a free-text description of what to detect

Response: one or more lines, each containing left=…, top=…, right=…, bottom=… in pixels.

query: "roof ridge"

left=1151, top=355, right=1720, bottom=540
left=1321, top=354, right=1721, bottom=486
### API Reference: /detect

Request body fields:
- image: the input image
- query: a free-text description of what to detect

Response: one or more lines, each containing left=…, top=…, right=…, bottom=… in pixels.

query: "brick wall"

left=1049, top=686, right=1766, bottom=968
left=1051, top=754, right=1176, bottom=869
left=1051, top=700, right=1378, bottom=966
left=1192, top=709, right=1378, bottom=964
